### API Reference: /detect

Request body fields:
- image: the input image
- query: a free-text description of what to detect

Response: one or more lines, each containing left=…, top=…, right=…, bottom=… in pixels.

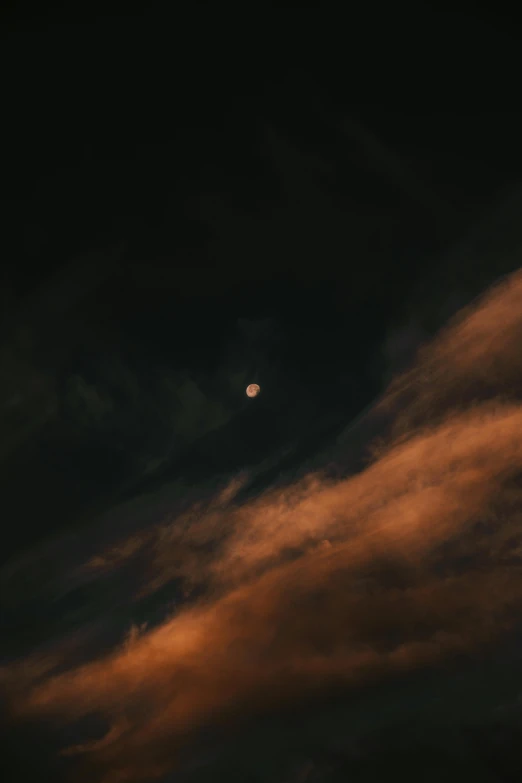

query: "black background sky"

left=1, top=0, right=522, bottom=578
left=3, top=2, right=522, bottom=781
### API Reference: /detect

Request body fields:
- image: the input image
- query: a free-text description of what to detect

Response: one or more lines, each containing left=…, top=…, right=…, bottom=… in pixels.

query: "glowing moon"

left=246, top=383, right=261, bottom=398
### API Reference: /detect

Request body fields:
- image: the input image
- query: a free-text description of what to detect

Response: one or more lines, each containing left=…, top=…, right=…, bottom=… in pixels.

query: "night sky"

left=3, top=4, right=522, bottom=783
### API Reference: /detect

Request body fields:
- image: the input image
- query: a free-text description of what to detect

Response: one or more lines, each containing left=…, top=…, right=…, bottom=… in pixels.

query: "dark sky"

left=3, top=4, right=522, bottom=783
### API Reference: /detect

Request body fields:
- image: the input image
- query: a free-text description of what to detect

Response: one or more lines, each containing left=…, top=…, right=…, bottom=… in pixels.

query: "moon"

left=246, top=383, right=261, bottom=398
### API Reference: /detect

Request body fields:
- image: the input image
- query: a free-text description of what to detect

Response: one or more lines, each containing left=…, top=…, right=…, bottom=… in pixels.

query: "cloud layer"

left=4, top=270, right=522, bottom=783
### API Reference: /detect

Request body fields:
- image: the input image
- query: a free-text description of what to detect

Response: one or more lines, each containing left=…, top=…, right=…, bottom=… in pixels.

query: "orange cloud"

left=4, top=271, right=522, bottom=783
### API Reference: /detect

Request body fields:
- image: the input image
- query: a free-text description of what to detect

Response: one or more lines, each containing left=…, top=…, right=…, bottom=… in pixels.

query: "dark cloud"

left=0, top=275, right=301, bottom=567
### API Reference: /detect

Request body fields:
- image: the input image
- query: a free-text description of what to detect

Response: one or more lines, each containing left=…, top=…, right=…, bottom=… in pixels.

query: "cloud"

left=377, top=269, right=522, bottom=438
left=4, top=270, right=522, bottom=782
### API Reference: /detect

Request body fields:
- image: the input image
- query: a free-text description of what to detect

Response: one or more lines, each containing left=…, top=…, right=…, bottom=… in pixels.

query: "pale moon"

left=246, top=383, right=261, bottom=398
